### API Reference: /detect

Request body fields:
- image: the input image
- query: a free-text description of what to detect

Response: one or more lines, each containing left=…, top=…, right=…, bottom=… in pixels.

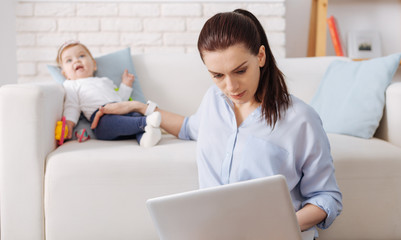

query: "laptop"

left=146, top=175, right=315, bottom=240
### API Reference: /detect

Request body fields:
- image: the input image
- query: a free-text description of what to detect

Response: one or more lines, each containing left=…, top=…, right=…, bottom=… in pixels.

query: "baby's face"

left=60, top=45, right=97, bottom=80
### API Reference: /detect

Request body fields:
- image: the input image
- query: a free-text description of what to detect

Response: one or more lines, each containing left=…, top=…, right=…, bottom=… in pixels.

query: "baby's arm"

left=63, top=82, right=81, bottom=139
left=121, top=69, right=134, bottom=87
left=115, top=69, right=134, bottom=101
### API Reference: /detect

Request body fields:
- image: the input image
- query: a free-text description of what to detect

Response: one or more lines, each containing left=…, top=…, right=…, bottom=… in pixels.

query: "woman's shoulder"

left=208, top=84, right=222, bottom=95
left=275, top=95, right=326, bottom=141
left=287, top=95, right=322, bottom=125
left=202, top=85, right=225, bottom=101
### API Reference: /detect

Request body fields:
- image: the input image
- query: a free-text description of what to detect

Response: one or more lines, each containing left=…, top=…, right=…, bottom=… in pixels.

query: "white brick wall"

left=16, top=1, right=286, bottom=83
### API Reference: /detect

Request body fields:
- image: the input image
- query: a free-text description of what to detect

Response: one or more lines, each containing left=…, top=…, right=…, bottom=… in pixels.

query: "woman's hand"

left=296, top=203, right=327, bottom=231
left=102, top=101, right=147, bottom=115
left=121, top=69, right=135, bottom=87
left=90, top=101, right=147, bottom=129
left=90, top=101, right=186, bottom=138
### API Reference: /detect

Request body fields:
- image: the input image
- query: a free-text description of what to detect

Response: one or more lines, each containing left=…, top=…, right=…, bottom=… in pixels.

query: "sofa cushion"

left=44, top=135, right=198, bottom=240
left=310, top=53, right=401, bottom=139
left=321, top=133, right=401, bottom=239
left=328, top=133, right=401, bottom=178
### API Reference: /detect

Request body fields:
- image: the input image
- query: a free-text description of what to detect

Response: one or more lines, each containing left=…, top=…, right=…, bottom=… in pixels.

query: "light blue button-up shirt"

left=179, top=85, right=342, bottom=230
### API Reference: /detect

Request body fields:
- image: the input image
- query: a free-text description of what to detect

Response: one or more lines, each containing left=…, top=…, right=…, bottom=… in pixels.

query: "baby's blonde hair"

left=56, top=40, right=94, bottom=67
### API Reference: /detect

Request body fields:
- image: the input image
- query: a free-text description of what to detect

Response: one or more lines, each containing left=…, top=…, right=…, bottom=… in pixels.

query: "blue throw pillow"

left=47, top=47, right=147, bottom=140
left=310, top=53, right=401, bottom=139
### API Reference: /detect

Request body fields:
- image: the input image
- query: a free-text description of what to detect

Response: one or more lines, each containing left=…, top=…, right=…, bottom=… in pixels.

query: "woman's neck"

left=233, top=100, right=260, bottom=127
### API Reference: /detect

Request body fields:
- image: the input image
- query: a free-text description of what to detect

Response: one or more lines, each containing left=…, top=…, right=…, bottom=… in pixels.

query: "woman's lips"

left=230, top=91, right=245, bottom=99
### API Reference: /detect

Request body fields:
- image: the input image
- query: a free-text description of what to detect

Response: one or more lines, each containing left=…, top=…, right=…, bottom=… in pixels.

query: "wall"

left=285, top=0, right=310, bottom=58
left=11, top=0, right=401, bottom=83
left=286, top=0, right=401, bottom=82
left=327, top=0, right=401, bottom=57
left=0, top=0, right=17, bottom=86
left=15, top=1, right=286, bottom=83
left=286, top=0, right=401, bottom=57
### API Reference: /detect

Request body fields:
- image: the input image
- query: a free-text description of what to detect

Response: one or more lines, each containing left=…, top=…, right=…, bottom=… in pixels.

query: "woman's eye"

left=66, top=59, right=72, bottom=63
left=79, top=54, right=85, bottom=58
left=236, top=69, right=246, bottom=74
left=213, top=73, right=223, bottom=79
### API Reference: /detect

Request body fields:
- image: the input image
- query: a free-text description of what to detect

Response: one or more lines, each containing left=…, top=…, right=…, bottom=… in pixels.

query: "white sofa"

left=1, top=54, right=401, bottom=240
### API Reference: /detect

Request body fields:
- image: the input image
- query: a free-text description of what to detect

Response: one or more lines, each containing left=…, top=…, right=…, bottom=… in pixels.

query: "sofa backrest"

left=133, top=53, right=211, bottom=117
left=133, top=54, right=348, bottom=116
left=277, top=56, right=350, bottom=103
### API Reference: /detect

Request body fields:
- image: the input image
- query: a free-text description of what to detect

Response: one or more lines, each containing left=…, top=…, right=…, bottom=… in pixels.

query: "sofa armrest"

left=0, top=82, right=64, bottom=240
left=375, top=82, right=401, bottom=148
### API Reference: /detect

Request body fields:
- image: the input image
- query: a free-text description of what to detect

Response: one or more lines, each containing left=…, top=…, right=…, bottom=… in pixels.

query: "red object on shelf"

left=327, top=16, right=344, bottom=56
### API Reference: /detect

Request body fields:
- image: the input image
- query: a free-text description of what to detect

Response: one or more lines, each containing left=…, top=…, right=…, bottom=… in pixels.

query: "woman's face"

left=202, top=44, right=266, bottom=108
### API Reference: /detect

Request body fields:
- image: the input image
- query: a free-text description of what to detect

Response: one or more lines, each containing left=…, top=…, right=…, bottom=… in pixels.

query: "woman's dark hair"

left=197, top=9, right=290, bottom=128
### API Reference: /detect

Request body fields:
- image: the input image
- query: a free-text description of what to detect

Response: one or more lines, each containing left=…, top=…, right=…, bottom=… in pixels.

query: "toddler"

left=57, top=40, right=161, bottom=147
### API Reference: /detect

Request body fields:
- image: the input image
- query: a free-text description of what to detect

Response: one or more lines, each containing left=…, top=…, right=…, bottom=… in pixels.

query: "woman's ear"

left=93, top=59, right=97, bottom=71
left=258, top=45, right=266, bottom=68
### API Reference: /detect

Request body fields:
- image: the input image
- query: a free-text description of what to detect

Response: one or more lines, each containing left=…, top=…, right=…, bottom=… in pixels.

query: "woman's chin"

left=231, top=98, right=249, bottom=106
left=230, top=97, right=258, bottom=108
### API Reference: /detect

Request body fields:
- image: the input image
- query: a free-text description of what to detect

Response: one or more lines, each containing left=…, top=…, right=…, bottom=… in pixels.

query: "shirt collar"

left=214, top=86, right=263, bottom=126
left=215, top=86, right=235, bottom=109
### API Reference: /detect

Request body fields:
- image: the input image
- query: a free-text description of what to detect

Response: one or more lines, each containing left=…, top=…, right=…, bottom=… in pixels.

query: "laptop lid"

left=146, top=175, right=304, bottom=240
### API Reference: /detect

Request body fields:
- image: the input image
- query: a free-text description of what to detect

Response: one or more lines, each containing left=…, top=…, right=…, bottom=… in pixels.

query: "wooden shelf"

left=307, top=0, right=400, bottom=63
left=307, top=0, right=328, bottom=57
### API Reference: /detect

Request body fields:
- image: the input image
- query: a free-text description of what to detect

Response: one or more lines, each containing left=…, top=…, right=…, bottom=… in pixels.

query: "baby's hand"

left=122, top=69, right=135, bottom=87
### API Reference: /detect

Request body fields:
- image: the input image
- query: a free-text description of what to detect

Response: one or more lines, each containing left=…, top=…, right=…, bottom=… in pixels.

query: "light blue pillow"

left=47, top=47, right=147, bottom=140
left=310, top=53, right=401, bottom=139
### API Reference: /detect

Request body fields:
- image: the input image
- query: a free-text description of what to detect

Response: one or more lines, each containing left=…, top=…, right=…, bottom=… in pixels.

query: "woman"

left=91, top=9, right=342, bottom=234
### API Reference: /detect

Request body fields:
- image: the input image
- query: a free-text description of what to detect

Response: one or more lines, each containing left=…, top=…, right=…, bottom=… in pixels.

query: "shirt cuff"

left=178, top=117, right=191, bottom=140
left=302, top=194, right=342, bottom=229
left=63, top=109, right=80, bottom=125
left=118, top=83, right=133, bottom=101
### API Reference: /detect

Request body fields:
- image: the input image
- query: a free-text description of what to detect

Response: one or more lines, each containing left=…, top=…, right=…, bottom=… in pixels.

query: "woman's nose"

left=226, top=76, right=239, bottom=92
